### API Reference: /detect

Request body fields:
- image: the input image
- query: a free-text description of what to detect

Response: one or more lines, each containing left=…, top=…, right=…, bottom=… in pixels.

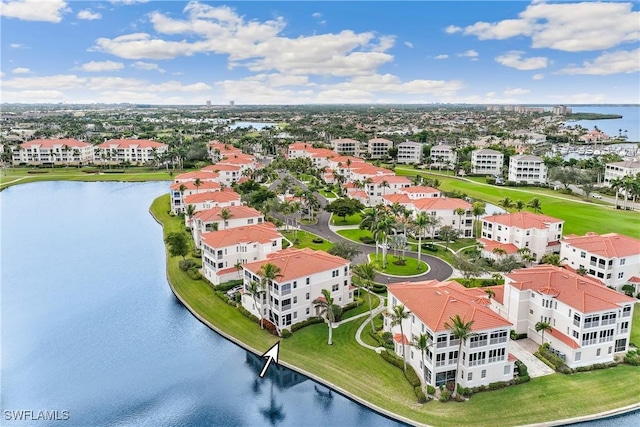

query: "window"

left=580, top=251, right=586, bottom=258
left=488, top=348, right=505, bottom=363
left=620, top=258, right=626, bottom=265
left=599, top=329, right=614, bottom=343
left=306, top=308, right=310, bottom=315
left=584, top=315, right=600, bottom=328
left=436, top=353, right=446, bottom=367
left=622, top=306, right=631, bottom=317
left=331, top=284, right=339, bottom=292
left=620, top=321, right=630, bottom=333
left=305, top=292, right=310, bottom=300
left=467, top=372, right=473, bottom=381
left=572, top=330, right=579, bottom=339
left=504, top=365, right=511, bottom=375
left=332, top=269, right=339, bottom=277
left=469, top=334, right=488, bottom=348
left=596, top=348, right=601, bottom=357
left=306, top=278, right=310, bottom=285
left=581, top=331, right=597, bottom=346
left=575, top=352, right=581, bottom=361
left=468, top=351, right=486, bottom=366
left=490, top=330, right=508, bottom=344
left=293, top=296, right=297, bottom=304
left=573, top=313, right=581, bottom=327
left=436, top=335, right=448, bottom=348
left=529, top=309, right=534, bottom=315
left=449, top=351, right=458, bottom=364
left=481, top=370, right=486, bottom=379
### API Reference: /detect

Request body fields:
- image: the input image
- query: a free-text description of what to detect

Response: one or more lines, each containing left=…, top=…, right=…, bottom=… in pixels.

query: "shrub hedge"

left=215, top=280, right=243, bottom=292
left=291, top=316, right=323, bottom=332
left=414, top=386, right=428, bottom=403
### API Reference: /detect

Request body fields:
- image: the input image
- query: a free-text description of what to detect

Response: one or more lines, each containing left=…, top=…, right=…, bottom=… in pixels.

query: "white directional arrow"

left=259, top=341, right=280, bottom=379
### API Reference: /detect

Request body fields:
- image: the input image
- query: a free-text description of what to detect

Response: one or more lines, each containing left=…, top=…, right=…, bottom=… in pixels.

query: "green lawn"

left=337, top=228, right=373, bottom=242
left=631, top=302, right=640, bottom=346
left=368, top=254, right=429, bottom=275
left=1, top=167, right=176, bottom=190
left=320, top=190, right=337, bottom=199
left=341, top=292, right=381, bottom=320
left=282, top=230, right=334, bottom=252
left=393, top=167, right=640, bottom=238
left=330, top=211, right=363, bottom=226
left=151, top=194, right=640, bottom=427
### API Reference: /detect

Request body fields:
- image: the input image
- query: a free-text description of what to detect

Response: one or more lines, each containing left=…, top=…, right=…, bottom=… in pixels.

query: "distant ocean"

left=561, top=105, right=640, bottom=142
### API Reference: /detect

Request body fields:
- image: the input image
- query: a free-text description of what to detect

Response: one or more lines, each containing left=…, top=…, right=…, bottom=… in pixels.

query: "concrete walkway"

left=509, top=338, right=555, bottom=378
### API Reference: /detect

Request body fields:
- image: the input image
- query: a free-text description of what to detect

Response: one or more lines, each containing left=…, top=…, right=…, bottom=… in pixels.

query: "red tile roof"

left=194, top=205, right=263, bottom=222
left=394, top=334, right=409, bottom=345
left=170, top=181, right=221, bottom=191
left=99, top=139, right=167, bottom=149
left=399, top=186, right=440, bottom=194
left=563, top=232, right=640, bottom=258
left=201, top=164, right=241, bottom=172
left=21, top=138, right=91, bottom=149
left=184, top=190, right=241, bottom=204
left=483, top=212, right=563, bottom=230
left=369, top=175, right=411, bottom=185
left=382, top=194, right=412, bottom=205
left=478, top=238, right=519, bottom=254
left=243, top=248, right=349, bottom=282
left=174, top=171, right=219, bottom=182
left=505, top=265, right=636, bottom=313
left=487, top=285, right=505, bottom=304
left=201, top=223, right=281, bottom=248
left=548, top=327, right=580, bottom=349
left=412, top=197, right=471, bottom=211
left=387, top=280, right=512, bottom=333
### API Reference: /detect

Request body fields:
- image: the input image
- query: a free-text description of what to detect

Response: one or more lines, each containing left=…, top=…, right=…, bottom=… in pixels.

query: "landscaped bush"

left=102, top=170, right=125, bottom=174
left=426, top=385, right=436, bottom=396
left=215, top=280, right=243, bottom=292
left=312, top=237, right=324, bottom=244
left=515, top=360, right=528, bottom=377
left=380, top=349, right=405, bottom=370
left=439, top=389, right=451, bottom=402
left=404, top=365, right=421, bottom=387
left=381, top=332, right=394, bottom=348
left=281, top=329, right=291, bottom=338
left=191, top=248, right=202, bottom=258
left=371, top=283, right=387, bottom=294
left=539, top=343, right=566, bottom=370
left=262, top=319, right=279, bottom=336
left=359, top=236, right=376, bottom=244
left=457, top=385, right=472, bottom=397
left=414, top=386, right=428, bottom=403
left=368, top=331, right=383, bottom=346
left=510, top=330, right=527, bottom=340
left=341, top=300, right=359, bottom=314
left=486, top=177, right=496, bottom=185
left=237, top=305, right=259, bottom=323
left=624, top=350, right=640, bottom=366
left=290, top=316, right=323, bottom=332
left=179, top=259, right=199, bottom=271
left=186, top=269, right=202, bottom=280
left=27, top=170, right=49, bottom=174
left=373, top=313, right=384, bottom=330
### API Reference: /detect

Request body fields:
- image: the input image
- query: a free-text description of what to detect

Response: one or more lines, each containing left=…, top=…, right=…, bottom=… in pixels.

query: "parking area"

left=509, top=338, right=555, bottom=378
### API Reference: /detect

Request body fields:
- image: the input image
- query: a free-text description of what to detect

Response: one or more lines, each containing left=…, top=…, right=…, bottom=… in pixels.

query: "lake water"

left=0, top=181, right=403, bottom=427
left=563, top=105, right=640, bottom=142
left=229, top=121, right=280, bottom=130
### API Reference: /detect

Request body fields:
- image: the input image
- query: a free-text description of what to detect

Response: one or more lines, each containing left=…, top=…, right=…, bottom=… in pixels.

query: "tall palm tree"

left=411, top=333, right=431, bottom=380
left=313, top=289, right=337, bottom=345
left=193, top=178, right=202, bottom=194
left=374, top=214, right=395, bottom=268
left=454, top=207, right=466, bottom=236
left=234, top=261, right=243, bottom=280
left=381, top=179, right=390, bottom=197
left=535, top=321, right=552, bottom=345
left=414, top=211, right=430, bottom=270
left=258, top=263, right=283, bottom=332
left=444, top=314, right=475, bottom=398
left=527, top=198, right=543, bottom=213
left=352, top=263, right=377, bottom=333
left=514, top=200, right=525, bottom=212
left=389, top=304, right=412, bottom=371
left=610, top=177, right=624, bottom=209
left=471, top=202, right=486, bottom=238
left=220, top=208, right=233, bottom=229
left=247, top=280, right=266, bottom=329
left=185, top=204, right=196, bottom=225
left=498, top=197, right=515, bottom=211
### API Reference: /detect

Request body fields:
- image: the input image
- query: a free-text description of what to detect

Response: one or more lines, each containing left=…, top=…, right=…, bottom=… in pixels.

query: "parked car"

left=226, top=285, right=243, bottom=298
left=591, top=194, right=602, bottom=199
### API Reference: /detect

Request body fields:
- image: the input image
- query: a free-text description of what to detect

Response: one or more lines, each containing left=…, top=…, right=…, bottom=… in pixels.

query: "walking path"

left=509, top=338, right=555, bottom=378
left=332, top=292, right=387, bottom=352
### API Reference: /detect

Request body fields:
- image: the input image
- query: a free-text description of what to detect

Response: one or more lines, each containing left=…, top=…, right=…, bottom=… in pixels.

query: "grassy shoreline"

left=150, top=193, right=640, bottom=427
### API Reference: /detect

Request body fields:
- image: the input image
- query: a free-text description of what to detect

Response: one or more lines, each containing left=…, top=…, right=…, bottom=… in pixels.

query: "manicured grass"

left=151, top=194, right=640, bottom=426
left=341, top=292, right=380, bottom=320
left=631, top=302, right=640, bottom=346
left=320, top=190, right=337, bottom=198
left=330, top=211, right=363, bottom=226
left=1, top=167, right=177, bottom=190
left=368, top=254, right=429, bottom=275
left=281, top=230, right=334, bottom=251
left=337, top=228, right=373, bottom=242
left=394, top=167, right=640, bottom=238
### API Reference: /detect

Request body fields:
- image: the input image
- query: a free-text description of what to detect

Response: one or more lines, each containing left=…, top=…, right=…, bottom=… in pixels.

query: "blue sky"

left=1, top=0, right=639, bottom=104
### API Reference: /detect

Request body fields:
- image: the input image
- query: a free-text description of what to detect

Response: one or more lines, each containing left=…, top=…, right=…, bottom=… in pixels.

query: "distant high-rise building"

left=229, top=100, right=235, bottom=107
left=206, top=100, right=211, bottom=107
left=552, top=105, right=572, bottom=115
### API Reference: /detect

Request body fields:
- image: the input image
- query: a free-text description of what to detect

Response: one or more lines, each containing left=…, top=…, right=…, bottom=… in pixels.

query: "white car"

left=591, top=194, right=602, bottom=199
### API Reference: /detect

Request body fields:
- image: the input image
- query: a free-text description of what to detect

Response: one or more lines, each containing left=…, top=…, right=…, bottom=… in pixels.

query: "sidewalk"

left=509, top=338, right=555, bottom=378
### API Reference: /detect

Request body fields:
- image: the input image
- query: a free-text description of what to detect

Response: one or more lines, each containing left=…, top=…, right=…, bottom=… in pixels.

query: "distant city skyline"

left=1, top=0, right=639, bottom=105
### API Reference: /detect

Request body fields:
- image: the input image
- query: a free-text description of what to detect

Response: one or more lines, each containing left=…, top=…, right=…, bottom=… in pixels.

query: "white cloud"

left=558, top=49, right=640, bottom=75
left=79, top=60, right=125, bottom=72
left=495, top=51, right=548, bottom=70
left=434, top=54, right=448, bottom=60
left=130, top=61, right=165, bottom=72
left=452, top=1, right=640, bottom=52
left=12, top=67, right=30, bottom=74
left=503, top=88, right=530, bottom=96
left=77, top=10, right=101, bottom=20
left=532, top=73, right=544, bottom=80
left=0, top=0, right=69, bottom=23
left=2, top=90, right=66, bottom=102
left=93, top=3, right=396, bottom=77
left=110, top=0, right=149, bottom=4
left=404, top=41, right=413, bottom=48
left=445, top=25, right=461, bottom=34
left=312, top=12, right=321, bottom=18
left=457, top=50, right=478, bottom=58
left=10, top=43, right=24, bottom=48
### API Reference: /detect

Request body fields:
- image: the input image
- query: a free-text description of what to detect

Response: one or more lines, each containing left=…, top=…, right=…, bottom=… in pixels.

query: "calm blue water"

left=564, top=106, right=640, bottom=142
left=0, top=181, right=403, bottom=427
left=229, top=121, right=279, bottom=130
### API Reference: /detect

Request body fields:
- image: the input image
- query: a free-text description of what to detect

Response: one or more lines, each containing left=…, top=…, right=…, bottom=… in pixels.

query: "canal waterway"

left=0, top=181, right=403, bottom=427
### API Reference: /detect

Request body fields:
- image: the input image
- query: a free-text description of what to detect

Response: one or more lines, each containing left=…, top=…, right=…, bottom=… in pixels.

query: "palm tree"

left=185, top=204, right=196, bottom=227
left=352, top=263, right=377, bottom=333
left=247, top=280, right=266, bottom=329
left=234, top=261, right=243, bottom=280
left=411, top=333, right=431, bottom=380
left=258, top=263, right=283, bottom=332
left=444, top=314, right=475, bottom=398
left=498, top=197, right=515, bottom=211
left=514, top=200, right=526, bottom=212
left=454, top=207, right=466, bottom=236
left=374, top=214, right=395, bottom=268
left=193, top=178, right=202, bottom=194
left=381, top=179, right=390, bottom=197
left=535, top=321, right=552, bottom=345
left=313, top=289, right=337, bottom=345
left=220, top=208, right=233, bottom=229
left=389, top=304, right=412, bottom=371
left=485, top=288, right=496, bottom=299
left=527, top=198, right=543, bottom=213
left=610, top=177, right=624, bottom=209
left=471, top=202, right=486, bottom=238
left=414, top=211, right=430, bottom=270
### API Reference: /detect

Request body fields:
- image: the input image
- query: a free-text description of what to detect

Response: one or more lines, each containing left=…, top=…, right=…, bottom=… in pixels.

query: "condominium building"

left=430, top=144, right=457, bottom=170
left=182, top=189, right=241, bottom=213
left=201, top=223, right=283, bottom=285
left=397, top=186, right=441, bottom=199
left=396, top=141, right=423, bottom=164
left=491, top=265, right=635, bottom=368
left=241, top=248, right=354, bottom=332
left=386, top=280, right=515, bottom=388
left=367, top=137, right=393, bottom=159
left=170, top=180, right=222, bottom=214
left=471, top=149, right=504, bottom=176
left=560, top=232, right=640, bottom=291
left=364, top=175, right=412, bottom=206
left=96, top=139, right=168, bottom=165
left=508, top=155, right=547, bottom=185
left=331, top=138, right=361, bottom=156
left=408, top=198, right=474, bottom=237
left=479, top=212, right=564, bottom=262
left=12, top=138, right=94, bottom=166
left=192, top=205, right=265, bottom=248
left=201, top=164, right=242, bottom=185
left=603, top=161, right=640, bottom=185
